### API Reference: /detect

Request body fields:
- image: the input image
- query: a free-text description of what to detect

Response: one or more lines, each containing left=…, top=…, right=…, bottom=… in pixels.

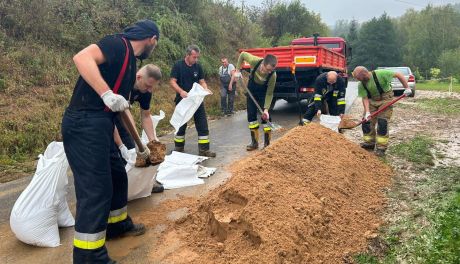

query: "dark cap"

left=122, top=19, right=160, bottom=41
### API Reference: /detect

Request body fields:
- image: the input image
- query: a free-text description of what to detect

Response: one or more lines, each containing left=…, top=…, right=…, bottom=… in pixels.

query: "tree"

left=259, top=0, right=329, bottom=45
left=352, top=13, right=402, bottom=70
left=438, top=48, right=460, bottom=79
left=399, top=5, right=460, bottom=76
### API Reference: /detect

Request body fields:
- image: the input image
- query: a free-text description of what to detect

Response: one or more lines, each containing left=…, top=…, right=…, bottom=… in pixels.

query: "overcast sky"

left=240, top=0, right=460, bottom=25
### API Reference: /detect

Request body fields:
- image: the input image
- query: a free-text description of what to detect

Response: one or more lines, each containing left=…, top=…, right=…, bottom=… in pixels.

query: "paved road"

left=0, top=82, right=359, bottom=263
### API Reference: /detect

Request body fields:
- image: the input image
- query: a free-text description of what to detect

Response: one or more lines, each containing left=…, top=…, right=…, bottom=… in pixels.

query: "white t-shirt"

left=218, top=64, right=235, bottom=77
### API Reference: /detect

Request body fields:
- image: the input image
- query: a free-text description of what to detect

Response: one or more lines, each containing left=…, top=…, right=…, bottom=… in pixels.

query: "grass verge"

left=355, top=166, right=460, bottom=263
left=416, top=81, right=460, bottom=93
left=389, top=135, right=435, bottom=168
left=416, top=98, right=460, bottom=116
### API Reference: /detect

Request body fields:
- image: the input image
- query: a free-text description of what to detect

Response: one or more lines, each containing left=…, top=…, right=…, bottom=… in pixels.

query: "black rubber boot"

left=375, top=148, right=386, bottom=157
left=246, top=129, right=259, bottom=151
left=263, top=130, right=271, bottom=148
left=360, top=142, right=375, bottom=150
left=198, top=144, right=216, bottom=158
left=174, top=146, right=184, bottom=153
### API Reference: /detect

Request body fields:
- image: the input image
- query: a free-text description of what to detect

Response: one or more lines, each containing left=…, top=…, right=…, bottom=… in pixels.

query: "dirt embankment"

left=147, top=123, right=393, bottom=263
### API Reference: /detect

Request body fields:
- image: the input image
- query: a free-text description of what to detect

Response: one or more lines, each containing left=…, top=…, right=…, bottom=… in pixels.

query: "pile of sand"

left=154, top=124, right=393, bottom=263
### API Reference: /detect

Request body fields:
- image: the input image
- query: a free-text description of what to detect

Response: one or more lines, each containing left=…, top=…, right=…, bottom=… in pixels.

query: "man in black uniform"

left=61, top=20, right=159, bottom=263
left=169, top=45, right=216, bottom=157
left=302, top=71, right=346, bottom=124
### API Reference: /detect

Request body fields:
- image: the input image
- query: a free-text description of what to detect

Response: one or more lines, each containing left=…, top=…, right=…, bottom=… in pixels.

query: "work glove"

left=101, top=90, right=129, bottom=112
left=364, top=112, right=371, bottom=121
left=118, top=144, right=129, bottom=161
left=403, top=89, right=412, bottom=96
left=136, top=144, right=150, bottom=160
left=261, top=110, right=270, bottom=121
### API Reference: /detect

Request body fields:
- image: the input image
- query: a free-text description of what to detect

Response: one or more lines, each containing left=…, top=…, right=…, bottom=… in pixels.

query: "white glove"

left=101, top=90, right=129, bottom=112
left=233, top=71, right=242, bottom=78
left=136, top=144, right=150, bottom=160
left=403, top=89, right=412, bottom=96
left=364, top=112, right=371, bottom=121
left=118, top=144, right=129, bottom=160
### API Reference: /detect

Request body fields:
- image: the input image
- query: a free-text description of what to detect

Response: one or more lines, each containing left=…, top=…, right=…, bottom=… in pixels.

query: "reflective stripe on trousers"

left=74, top=230, right=106, bottom=250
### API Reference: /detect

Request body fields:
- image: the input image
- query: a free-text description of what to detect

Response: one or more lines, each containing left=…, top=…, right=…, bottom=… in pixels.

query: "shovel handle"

left=119, top=110, right=145, bottom=152
left=361, top=94, right=406, bottom=124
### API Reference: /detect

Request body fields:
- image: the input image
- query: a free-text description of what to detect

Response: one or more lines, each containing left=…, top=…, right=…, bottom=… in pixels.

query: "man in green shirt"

left=232, top=51, right=277, bottom=151
left=353, top=66, right=411, bottom=156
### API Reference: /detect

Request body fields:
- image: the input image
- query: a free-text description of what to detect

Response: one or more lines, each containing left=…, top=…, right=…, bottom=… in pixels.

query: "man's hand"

left=233, top=70, right=242, bottom=79
left=101, top=90, right=129, bottom=112
left=316, top=110, right=322, bottom=117
left=364, top=112, right=371, bottom=121
left=261, top=109, right=270, bottom=121
left=179, top=90, right=188, bottom=98
left=136, top=144, right=150, bottom=160
left=403, top=89, right=412, bottom=96
left=119, top=144, right=129, bottom=160
left=228, top=84, right=233, bottom=92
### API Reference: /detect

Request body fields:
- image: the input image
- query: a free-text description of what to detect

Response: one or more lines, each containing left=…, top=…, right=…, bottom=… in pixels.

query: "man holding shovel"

left=232, top=51, right=277, bottom=151
left=61, top=20, right=159, bottom=263
left=114, top=63, right=165, bottom=168
left=352, top=66, right=411, bottom=157
left=302, top=71, right=346, bottom=124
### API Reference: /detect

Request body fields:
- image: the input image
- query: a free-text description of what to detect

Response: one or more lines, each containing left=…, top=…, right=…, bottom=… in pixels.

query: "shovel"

left=237, top=78, right=282, bottom=131
left=339, top=94, right=407, bottom=130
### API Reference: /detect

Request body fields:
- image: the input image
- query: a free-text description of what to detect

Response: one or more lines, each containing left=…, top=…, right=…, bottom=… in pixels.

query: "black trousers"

left=62, top=109, right=133, bottom=263
left=303, top=95, right=339, bottom=121
left=220, top=81, right=236, bottom=114
left=174, top=102, right=210, bottom=150
left=247, top=93, right=271, bottom=125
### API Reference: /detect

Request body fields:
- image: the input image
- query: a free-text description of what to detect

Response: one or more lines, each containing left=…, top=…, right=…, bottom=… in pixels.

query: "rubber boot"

left=246, top=129, right=259, bottom=151
left=263, top=130, right=271, bottom=148
left=174, top=146, right=184, bottom=153
left=198, top=144, right=216, bottom=158
left=375, top=148, right=386, bottom=157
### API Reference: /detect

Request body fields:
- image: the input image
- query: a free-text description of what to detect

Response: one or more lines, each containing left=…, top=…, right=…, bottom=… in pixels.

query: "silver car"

left=377, top=66, right=416, bottom=97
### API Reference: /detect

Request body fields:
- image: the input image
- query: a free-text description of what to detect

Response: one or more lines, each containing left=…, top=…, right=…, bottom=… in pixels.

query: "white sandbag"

left=155, top=152, right=214, bottom=189
left=127, top=166, right=157, bottom=201
left=10, top=141, right=74, bottom=247
left=141, top=110, right=165, bottom=143
left=123, top=148, right=137, bottom=172
left=320, top=115, right=341, bottom=132
left=170, top=83, right=211, bottom=133
left=156, top=164, right=204, bottom=189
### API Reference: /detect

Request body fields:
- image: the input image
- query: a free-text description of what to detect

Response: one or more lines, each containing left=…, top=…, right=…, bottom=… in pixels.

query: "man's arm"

left=114, top=126, right=123, bottom=147
left=170, top=78, right=188, bottom=98
left=141, top=109, right=156, bottom=142
left=362, top=96, right=370, bottom=117
left=199, top=79, right=213, bottom=94
left=394, top=72, right=409, bottom=89
left=73, top=44, right=111, bottom=96
left=263, top=73, right=276, bottom=111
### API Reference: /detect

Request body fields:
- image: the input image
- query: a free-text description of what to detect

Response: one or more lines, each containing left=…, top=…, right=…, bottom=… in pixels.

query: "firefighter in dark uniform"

left=169, top=45, right=216, bottom=157
left=302, top=71, right=346, bottom=124
left=233, top=51, right=278, bottom=151
left=61, top=20, right=159, bottom=263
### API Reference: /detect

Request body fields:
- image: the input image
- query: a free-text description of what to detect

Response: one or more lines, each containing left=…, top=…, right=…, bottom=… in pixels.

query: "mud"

left=148, top=123, right=393, bottom=263
left=147, top=141, right=166, bottom=165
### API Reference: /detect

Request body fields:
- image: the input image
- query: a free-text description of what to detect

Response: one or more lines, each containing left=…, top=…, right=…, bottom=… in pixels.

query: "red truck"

left=241, top=35, right=351, bottom=110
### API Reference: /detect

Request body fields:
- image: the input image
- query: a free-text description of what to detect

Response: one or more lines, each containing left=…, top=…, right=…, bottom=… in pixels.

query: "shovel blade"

left=338, top=117, right=361, bottom=129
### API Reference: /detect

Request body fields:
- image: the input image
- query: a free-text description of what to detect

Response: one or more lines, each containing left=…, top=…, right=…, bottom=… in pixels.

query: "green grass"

left=417, top=81, right=460, bottom=93
left=355, top=166, right=460, bottom=264
left=389, top=135, right=435, bottom=168
left=416, top=98, right=460, bottom=116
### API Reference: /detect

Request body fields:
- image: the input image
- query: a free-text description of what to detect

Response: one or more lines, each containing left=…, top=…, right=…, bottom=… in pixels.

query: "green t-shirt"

left=357, top=69, right=394, bottom=98
left=236, top=52, right=277, bottom=109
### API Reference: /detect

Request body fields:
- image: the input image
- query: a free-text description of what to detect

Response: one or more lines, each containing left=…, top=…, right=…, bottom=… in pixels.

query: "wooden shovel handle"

left=119, top=110, right=144, bottom=152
